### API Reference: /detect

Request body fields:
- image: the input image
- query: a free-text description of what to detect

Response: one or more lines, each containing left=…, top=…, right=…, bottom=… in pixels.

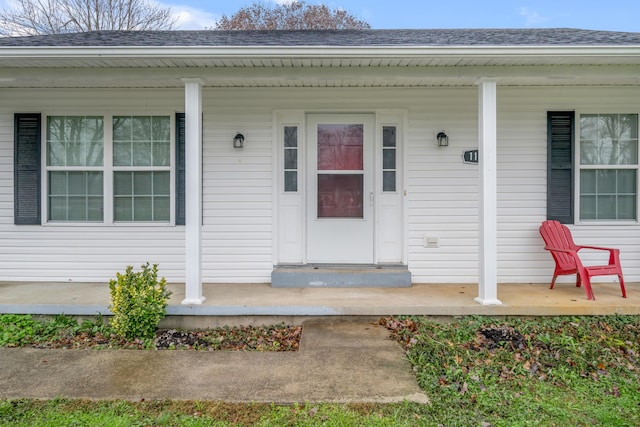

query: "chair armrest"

left=575, top=246, right=621, bottom=267
left=577, top=245, right=619, bottom=254
left=544, top=246, right=578, bottom=254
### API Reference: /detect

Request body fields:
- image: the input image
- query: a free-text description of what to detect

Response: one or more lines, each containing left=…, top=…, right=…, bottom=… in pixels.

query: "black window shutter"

left=14, top=113, right=41, bottom=225
left=547, top=111, right=575, bottom=224
left=175, top=113, right=186, bottom=225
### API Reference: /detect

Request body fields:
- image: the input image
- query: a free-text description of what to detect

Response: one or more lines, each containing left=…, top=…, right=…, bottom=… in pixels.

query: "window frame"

left=575, top=111, right=639, bottom=224
left=41, top=112, right=176, bottom=226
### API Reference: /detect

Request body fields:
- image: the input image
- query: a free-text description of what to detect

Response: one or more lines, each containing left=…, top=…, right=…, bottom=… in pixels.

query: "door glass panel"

left=317, top=124, right=363, bottom=170
left=317, top=174, right=363, bottom=218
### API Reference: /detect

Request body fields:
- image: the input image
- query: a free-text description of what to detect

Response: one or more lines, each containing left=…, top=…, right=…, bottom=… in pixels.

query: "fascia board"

left=3, top=45, right=640, bottom=60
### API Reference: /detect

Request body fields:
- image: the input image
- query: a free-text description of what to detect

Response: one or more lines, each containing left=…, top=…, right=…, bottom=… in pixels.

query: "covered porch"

left=1, top=281, right=638, bottom=326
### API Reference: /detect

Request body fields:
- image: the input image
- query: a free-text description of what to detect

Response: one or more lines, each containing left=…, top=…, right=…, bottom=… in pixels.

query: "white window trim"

left=575, top=111, right=640, bottom=225
left=41, top=111, right=176, bottom=226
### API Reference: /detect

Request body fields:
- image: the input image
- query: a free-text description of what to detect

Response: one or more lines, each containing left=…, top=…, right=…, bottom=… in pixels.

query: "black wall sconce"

left=233, top=133, right=245, bottom=149
left=436, top=131, right=449, bottom=147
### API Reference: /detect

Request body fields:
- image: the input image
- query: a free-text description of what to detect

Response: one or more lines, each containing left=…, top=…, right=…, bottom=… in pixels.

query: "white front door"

left=306, top=114, right=375, bottom=263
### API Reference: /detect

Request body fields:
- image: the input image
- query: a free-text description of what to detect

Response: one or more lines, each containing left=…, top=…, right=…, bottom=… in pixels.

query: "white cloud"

left=166, top=4, right=220, bottom=30
left=519, top=6, right=549, bottom=27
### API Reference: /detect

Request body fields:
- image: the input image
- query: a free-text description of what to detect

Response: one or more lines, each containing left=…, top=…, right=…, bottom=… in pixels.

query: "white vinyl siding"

left=2, top=86, right=640, bottom=286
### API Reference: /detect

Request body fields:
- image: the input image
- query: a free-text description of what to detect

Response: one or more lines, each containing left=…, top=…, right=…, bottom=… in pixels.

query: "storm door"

left=306, top=114, right=375, bottom=263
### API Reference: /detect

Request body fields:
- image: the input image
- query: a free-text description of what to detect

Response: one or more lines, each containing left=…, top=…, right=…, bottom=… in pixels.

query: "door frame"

left=273, top=109, right=407, bottom=266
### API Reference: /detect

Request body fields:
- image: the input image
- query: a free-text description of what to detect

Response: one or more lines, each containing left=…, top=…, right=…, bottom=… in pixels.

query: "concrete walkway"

left=0, top=320, right=428, bottom=404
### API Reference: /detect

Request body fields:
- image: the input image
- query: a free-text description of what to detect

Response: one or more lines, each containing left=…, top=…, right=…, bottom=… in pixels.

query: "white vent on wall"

left=424, top=235, right=439, bottom=248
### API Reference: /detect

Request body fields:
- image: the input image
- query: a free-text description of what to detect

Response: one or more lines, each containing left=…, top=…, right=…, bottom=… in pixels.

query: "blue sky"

left=0, top=0, right=638, bottom=32
left=168, top=0, right=640, bottom=32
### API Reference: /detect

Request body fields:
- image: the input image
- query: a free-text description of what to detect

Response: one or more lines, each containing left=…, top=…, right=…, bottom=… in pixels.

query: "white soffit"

left=1, top=45, right=640, bottom=88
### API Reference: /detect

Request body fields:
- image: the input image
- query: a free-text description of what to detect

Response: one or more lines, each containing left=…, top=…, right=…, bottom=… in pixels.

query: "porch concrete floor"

left=1, top=281, right=638, bottom=322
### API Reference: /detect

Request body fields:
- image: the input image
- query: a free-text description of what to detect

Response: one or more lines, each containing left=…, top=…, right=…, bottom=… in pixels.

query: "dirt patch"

left=477, top=325, right=525, bottom=350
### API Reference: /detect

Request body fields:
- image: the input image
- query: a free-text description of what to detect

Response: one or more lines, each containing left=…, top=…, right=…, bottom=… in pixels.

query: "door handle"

left=369, top=192, right=374, bottom=206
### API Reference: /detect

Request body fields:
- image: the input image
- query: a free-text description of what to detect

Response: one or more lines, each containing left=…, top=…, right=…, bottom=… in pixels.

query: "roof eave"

left=3, top=45, right=640, bottom=60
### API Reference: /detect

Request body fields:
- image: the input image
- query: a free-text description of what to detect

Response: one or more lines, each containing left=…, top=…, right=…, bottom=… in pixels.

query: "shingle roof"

left=1, top=28, right=640, bottom=47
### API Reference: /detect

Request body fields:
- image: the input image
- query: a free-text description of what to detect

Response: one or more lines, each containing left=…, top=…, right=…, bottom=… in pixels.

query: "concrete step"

left=271, top=264, right=411, bottom=288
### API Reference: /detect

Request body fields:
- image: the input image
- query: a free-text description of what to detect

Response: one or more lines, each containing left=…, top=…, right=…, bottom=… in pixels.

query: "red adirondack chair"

left=539, top=220, right=626, bottom=300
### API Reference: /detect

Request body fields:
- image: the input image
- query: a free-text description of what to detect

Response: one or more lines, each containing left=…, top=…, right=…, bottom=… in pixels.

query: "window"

left=284, top=126, right=298, bottom=192
left=46, top=116, right=104, bottom=221
left=113, top=116, right=171, bottom=222
left=579, top=114, right=638, bottom=221
left=382, top=126, right=397, bottom=192
left=43, top=114, right=173, bottom=223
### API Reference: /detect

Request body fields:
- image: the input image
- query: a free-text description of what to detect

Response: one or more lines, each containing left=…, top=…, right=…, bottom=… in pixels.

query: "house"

left=1, top=28, right=639, bottom=309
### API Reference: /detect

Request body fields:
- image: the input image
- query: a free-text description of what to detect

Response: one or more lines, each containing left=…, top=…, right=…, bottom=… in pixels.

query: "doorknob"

left=370, top=192, right=374, bottom=206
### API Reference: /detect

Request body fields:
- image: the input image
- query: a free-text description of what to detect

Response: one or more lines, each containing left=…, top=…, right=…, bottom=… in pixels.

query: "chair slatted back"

left=539, top=220, right=578, bottom=270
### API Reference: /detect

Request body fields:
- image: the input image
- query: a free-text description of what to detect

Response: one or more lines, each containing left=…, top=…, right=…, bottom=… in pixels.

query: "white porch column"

left=182, top=79, right=205, bottom=305
left=475, top=80, right=502, bottom=305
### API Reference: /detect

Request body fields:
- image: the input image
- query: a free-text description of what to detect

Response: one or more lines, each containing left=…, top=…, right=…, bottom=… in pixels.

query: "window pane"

left=580, top=170, right=596, bottom=194
left=579, top=139, right=599, bottom=165
left=580, top=195, right=597, bottom=220
left=597, top=195, right=616, bottom=220
left=47, top=139, right=65, bottom=166
left=133, top=140, right=152, bottom=166
left=285, top=171, right=297, bottom=192
left=618, top=196, right=636, bottom=220
left=67, top=172, right=86, bottom=195
left=383, top=171, right=396, bottom=192
left=67, top=197, right=87, bottom=221
left=580, top=169, right=636, bottom=220
left=114, top=172, right=132, bottom=196
left=47, top=117, right=65, bottom=166
left=49, top=197, right=66, bottom=220
left=49, top=172, right=66, bottom=195
left=383, top=126, right=396, bottom=147
left=317, top=174, right=363, bottom=218
left=84, top=116, right=104, bottom=166
left=114, top=171, right=169, bottom=222
left=132, top=116, right=151, bottom=141
left=153, top=172, right=170, bottom=196
left=618, top=170, right=636, bottom=193
left=114, top=116, right=170, bottom=167
left=134, top=172, right=152, bottom=194
left=48, top=171, right=103, bottom=222
left=618, top=139, right=638, bottom=165
left=284, top=126, right=298, bottom=148
left=113, top=140, right=132, bottom=166
left=114, top=197, right=132, bottom=221
left=153, top=140, right=170, bottom=166
left=284, top=149, right=297, bottom=169
left=87, top=172, right=103, bottom=195
left=47, top=116, right=103, bottom=167
left=152, top=116, right=170, bottom=141
left=154, top=197, right=170, bottom=221
left=134, top=197, right=153, bottom=221
left=113, top=116, right=132, bottom=141
left=383, top=149, right=396, bottom=170
left=581, top=114, right=638, bottom=165
left=87, top=196, right=103, bottom=221
left=596, top=170, right=616, bottom=193
left=317, top=124, right=363, bottom=171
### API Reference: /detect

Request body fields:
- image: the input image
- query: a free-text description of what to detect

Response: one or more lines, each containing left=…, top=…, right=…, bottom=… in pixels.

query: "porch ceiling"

left=1, top=51, right=640, bottom=88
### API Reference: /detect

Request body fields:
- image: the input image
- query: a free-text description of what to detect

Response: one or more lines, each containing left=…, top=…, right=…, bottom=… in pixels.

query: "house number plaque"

left=463, top=149, right=479, bottom=164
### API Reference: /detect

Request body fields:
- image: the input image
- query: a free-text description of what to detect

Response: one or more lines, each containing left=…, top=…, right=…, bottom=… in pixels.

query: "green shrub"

left=108, top=263, right=172, bottom=340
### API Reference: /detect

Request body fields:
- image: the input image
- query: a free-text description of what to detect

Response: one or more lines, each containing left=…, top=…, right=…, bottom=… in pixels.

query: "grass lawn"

left=1, top=314, right=639, bottom=426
